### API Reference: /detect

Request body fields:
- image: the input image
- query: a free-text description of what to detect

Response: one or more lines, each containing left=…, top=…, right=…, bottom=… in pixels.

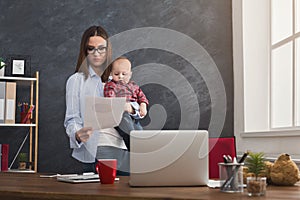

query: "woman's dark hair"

left=75, top=25, right=112, bottom=82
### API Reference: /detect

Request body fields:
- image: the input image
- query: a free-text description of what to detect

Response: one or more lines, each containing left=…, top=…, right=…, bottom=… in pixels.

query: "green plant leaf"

left=18, top=153, right=28, bottom=162
left=0, top=58, right=6, bottom=69
left=245, top=152, right=266, bottom=178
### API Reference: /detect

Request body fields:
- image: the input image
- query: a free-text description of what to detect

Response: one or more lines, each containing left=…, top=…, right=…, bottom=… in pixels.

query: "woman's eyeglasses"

left=87, top=46, right=107, bottom=54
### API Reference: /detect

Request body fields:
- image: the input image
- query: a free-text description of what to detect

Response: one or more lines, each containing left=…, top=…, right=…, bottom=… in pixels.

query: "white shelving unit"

left=0, top=72, right=39, bottom=172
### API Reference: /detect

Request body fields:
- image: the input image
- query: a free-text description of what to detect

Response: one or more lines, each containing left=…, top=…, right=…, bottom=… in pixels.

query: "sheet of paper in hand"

left=84, top=96, right=126, bottom=130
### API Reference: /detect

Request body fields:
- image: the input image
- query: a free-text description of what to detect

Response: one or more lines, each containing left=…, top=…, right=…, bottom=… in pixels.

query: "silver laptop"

left=129, top=130, right=208, bottom=186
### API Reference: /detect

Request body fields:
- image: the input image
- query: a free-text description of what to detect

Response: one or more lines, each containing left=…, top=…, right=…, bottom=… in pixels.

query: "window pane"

left=297, top=0, right=300, bottom=33
left=296, top=38, right=300, bottom=125
left=271, top=42, right=293, bottom=128
left=272, top=0, right=293, bottom=44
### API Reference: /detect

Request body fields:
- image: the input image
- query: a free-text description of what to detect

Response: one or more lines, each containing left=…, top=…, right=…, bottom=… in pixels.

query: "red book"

left=1, top=144, right=9, bottom=171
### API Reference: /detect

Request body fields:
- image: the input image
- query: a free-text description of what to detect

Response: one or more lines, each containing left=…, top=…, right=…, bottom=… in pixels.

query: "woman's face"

left=86, top=36, right=107, bottom=68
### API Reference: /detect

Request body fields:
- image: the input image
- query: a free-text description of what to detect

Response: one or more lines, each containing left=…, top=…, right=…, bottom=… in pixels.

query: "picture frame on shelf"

left=5, top=55, right=31, bottom=77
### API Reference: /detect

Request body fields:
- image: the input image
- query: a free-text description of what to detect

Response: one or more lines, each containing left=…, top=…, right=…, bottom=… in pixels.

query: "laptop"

left=129, top=130, right=209, bottom=186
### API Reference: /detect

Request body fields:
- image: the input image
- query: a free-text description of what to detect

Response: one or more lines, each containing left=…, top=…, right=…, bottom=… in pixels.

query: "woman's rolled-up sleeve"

left=64, top=74, right=83, bottom=149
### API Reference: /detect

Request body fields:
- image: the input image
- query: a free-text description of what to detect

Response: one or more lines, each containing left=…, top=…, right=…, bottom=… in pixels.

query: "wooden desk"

left=1, top=173, right=300, bottom=200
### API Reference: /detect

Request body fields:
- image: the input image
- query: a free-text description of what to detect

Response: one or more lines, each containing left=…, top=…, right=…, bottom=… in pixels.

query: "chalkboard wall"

left=0, top=0, right=233, bottom=173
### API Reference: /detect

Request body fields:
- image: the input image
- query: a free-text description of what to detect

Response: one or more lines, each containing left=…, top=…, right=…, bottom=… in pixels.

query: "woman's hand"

left=75, top=127, right=93, bottom=143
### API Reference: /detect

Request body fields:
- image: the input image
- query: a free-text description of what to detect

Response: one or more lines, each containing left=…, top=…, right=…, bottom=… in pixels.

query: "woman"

left=64, top=25, right=131, bottom=174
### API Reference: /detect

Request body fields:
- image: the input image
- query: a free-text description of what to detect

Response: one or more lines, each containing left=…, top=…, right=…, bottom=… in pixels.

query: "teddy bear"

left=269, top=153, right=300, bottom=186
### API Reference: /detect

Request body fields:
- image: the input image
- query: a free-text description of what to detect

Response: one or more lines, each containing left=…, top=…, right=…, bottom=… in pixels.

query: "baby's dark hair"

left=108, top=56, right=130, bottom=72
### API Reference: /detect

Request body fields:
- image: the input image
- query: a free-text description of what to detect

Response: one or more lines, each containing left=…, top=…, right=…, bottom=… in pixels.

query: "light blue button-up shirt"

left=64, top=67, right=138, bottom=163
left=64, top=67, right=126, bottom=163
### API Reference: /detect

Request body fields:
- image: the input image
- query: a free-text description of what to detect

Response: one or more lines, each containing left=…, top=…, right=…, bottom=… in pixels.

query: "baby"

left=104, top=56, right=149, bottom=151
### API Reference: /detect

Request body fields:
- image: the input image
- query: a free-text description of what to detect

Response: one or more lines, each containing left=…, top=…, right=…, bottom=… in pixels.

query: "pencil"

left=220, top=151, right=249, bottom=190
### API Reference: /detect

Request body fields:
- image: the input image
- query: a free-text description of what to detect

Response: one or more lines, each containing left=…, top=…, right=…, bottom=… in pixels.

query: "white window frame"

left=237, top=0, right=300, bottom=136
left=233, top=0, right=300, bottom=161
left=270, top=0, right=300, bottom=130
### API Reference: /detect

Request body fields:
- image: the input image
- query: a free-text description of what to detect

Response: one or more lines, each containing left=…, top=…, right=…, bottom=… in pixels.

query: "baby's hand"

left=139, top=103, right=147, bottom=117
left=124, top=102, right=134, bottom=114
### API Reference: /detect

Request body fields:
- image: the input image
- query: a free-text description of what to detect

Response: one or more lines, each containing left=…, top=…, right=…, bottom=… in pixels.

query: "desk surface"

left=1, top=173, right=300, bottom=200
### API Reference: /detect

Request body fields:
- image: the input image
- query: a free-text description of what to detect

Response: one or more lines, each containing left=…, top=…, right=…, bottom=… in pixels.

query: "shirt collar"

left=88, top=66, right=98, bottom=78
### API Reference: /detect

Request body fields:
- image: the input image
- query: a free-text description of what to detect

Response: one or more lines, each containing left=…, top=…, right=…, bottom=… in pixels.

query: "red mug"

left=96, top=159, right=117, bottom=184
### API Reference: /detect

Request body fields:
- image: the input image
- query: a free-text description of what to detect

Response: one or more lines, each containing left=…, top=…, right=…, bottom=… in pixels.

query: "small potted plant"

left=18, top=152, right=28, bottom=170
left=0, top=57, right=6, bottom=76
left=245, top=152, right=267, bottom=196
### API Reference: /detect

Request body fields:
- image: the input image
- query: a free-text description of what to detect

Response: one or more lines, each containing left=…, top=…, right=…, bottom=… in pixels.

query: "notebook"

left=57, top=174, right=100, bottom=183
left=56, top=173, right=119, bottom=183
left=129, top=130, right=209, bottom=186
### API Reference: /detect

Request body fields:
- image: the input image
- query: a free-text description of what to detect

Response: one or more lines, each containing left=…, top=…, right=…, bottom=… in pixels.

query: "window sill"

left=240, top=129, right=300, bottom=138
left=237, top=153, right=300, bottom=165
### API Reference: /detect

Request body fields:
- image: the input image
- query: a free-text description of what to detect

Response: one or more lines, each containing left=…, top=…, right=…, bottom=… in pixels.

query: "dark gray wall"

left=0, top=0, right=233, bottom=173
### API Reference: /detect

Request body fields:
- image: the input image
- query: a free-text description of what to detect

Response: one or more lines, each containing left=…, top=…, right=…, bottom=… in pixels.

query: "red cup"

left=96, top=159, right=117, bottom=184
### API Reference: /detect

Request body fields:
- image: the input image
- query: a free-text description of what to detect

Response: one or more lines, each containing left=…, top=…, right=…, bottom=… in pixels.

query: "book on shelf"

left=5, top=82, right=16, bottom=124
left=0, top=81, right=6, bottom=123
left=0, top=82, right=5, bottom=123
left=1, top=144, right=9, bottom=171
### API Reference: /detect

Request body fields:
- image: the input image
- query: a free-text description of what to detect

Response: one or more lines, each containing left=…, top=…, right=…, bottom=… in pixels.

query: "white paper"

left=207, top=180, right=221, bottom=188
left=84, top=130, right=100, bottom=159
left=84, top=96, right=126, bottom=130
left=6, top=99, right=15, bottom=120
left=12, top=60, right=25, bottom=75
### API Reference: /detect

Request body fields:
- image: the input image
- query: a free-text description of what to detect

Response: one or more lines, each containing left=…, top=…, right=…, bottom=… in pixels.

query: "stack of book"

left=0, top=81, right=34, bottom=124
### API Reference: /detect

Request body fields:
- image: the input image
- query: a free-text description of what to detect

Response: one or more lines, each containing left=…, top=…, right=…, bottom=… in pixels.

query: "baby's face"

left=111, top=58, right=132, bottom=83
